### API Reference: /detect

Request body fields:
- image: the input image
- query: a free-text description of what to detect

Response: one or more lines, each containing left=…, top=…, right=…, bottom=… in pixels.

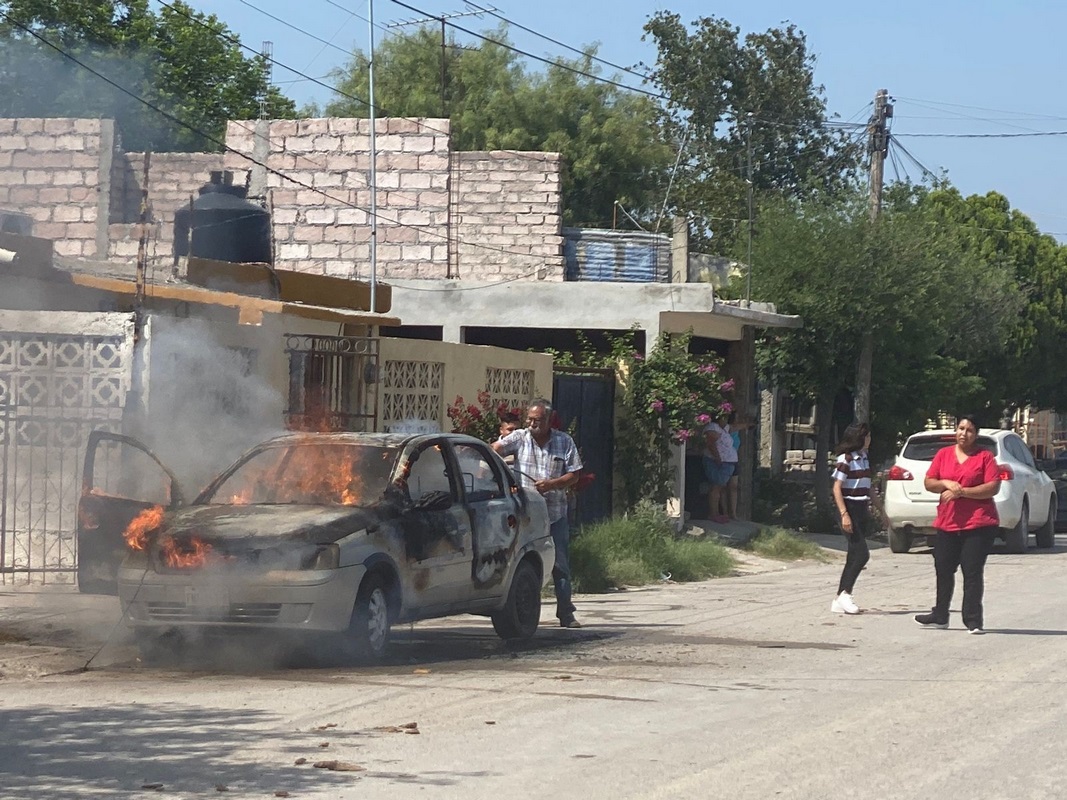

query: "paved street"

left=2, top=535, right=1066, bottom=799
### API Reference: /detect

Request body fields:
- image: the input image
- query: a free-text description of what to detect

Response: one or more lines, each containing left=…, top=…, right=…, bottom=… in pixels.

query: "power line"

left=388, top=0, right=667, bottom=100
left=896, top=130, right=1067, bottom=139
left=461, top=1, right=655, bottom=84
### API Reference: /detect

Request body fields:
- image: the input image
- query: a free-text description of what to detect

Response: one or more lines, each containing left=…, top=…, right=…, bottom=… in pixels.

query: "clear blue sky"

left=199, top=0, right=1067, bottom=239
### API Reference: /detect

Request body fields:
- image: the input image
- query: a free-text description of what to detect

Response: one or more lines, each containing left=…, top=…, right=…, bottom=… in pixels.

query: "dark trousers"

left=837, top=499, right=871, bottom=594
left=550, top=516, right=576, bottom=622
left=932, top=526, right=996, bottom=628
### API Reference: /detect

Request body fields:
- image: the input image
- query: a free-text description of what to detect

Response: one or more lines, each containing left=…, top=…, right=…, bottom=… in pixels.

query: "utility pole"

left=855, top=88, right=893, bottom=423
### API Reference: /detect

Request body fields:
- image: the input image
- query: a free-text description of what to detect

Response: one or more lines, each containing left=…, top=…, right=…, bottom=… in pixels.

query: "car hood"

left=164, top=503, right=382, bottom=544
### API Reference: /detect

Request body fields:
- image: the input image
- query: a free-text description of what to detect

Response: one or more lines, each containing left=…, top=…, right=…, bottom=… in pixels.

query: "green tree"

left=324, top=26, right=673, bottom=228
left=748, top=188, right=1021, bottom=512
left=0, top=0, right=295, bottom=151
left=919, top=187, right=1067, bottom=415
left=642, top=12, right=864, bottom=254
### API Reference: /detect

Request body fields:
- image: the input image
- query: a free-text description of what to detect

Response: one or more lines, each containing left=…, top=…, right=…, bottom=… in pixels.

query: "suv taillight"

left=997, top=464, right=1014, bottom=481
left=886, top=465, right=913, bottom=480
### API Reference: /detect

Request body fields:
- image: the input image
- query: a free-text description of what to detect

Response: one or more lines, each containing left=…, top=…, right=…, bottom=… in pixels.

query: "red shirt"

left=926, top=446, right=1000, bottom=531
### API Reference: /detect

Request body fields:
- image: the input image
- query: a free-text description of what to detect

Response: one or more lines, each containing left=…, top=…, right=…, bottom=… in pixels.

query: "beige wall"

left=377, top=338, right=552, bottom=432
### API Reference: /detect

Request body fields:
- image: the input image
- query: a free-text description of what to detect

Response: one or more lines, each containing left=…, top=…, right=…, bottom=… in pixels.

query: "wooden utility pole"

left=855, top=88, right=892, bottom=423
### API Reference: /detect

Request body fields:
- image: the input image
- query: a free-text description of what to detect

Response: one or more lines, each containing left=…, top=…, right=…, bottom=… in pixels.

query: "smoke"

left=140, top=316, right=285, bottom=496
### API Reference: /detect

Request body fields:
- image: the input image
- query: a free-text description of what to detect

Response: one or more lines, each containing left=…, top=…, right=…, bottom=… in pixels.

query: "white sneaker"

left=831, top=592, right=860, bottom=614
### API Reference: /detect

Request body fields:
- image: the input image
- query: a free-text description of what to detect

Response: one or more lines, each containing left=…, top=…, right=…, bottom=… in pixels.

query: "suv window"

left=405, top=443, right=455, bottom=502
left=453, top=442, right=506, bottom=502
left=902, top=435, right=996, bottom=461
left=1004, top=435, right=1036, bottom=468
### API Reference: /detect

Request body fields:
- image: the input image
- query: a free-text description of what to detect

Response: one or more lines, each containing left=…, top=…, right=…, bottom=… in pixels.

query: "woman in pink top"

left=915, top=415, right=1001, bottom=634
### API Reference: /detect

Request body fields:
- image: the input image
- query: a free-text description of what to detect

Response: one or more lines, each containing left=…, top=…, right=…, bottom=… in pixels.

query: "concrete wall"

left=454, top=151, right=564, bottom=281
left=378, top=338, right=552, bottom=432
left=0, top=118, right=112, bottom=258
left=1, top=116, right=566, bottom=284
left=223, top=118, right=452, bottom=280
left=108, top=151, right=225, bottom=262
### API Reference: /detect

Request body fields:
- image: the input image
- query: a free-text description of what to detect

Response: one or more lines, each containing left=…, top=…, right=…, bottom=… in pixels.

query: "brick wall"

left=224, top=118, right=452, bottom=280
left=0, top=116, right=567, bottom=280
left=107, top=151, right=225, bottom=262
left=453, top=151, right=564, bottom=281
left=0, top=118, right=111, bottom=258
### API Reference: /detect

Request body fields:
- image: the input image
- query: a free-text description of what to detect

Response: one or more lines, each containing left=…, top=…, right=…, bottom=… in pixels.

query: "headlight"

left=303, top=543, right=340, bottom=570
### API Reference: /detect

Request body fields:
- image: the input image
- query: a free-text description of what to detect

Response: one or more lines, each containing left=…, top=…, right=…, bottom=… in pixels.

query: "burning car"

left=76, top=430, right=554, bottom=661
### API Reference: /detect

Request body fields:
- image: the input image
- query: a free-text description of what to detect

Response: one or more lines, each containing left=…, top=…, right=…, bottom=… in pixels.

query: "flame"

left=160, top=534, right=214, bottom=569
left=124, top=505, right=164, bottom=551
left=277, top=444, right=366, bottom=506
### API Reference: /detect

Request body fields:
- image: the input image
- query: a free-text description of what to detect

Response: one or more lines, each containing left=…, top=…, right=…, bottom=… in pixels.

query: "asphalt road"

left=2, top=534, right=1066, bottom=799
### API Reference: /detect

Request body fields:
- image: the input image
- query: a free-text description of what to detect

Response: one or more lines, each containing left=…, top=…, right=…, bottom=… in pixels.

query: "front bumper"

left=117, top=563, right=366, bottom=633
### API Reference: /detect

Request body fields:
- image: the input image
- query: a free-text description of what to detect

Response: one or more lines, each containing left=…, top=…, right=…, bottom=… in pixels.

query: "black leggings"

left=838, top=499, right=871, bottom=595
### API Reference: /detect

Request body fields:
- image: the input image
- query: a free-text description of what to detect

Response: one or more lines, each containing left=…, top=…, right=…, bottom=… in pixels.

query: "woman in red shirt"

left=915, top=415, right=1000, bottom=634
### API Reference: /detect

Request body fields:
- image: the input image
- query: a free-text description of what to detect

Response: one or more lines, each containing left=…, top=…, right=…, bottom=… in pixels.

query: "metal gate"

left=0, top=323, right=131, bottom=583
left=284, top=334, right=379, bottom=432
left=553, top=368, right=615, bottom=525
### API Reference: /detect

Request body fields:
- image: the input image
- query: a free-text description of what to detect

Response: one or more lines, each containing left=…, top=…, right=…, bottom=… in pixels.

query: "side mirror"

left=414, top=490, right=452, bottom=512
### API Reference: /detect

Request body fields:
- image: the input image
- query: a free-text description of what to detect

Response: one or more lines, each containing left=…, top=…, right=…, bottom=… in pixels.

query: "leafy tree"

left=642, top=12, right=864, bottom=254
left=324, top=26, right=673, bottom=228
left=747, top=188, right=1021, bottom=512
left=0, top=0, right=295, bottom=151
left=919, top=187, right=1067, bottom=415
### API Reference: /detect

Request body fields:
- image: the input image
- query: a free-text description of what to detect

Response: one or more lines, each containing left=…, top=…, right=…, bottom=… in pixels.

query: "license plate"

left=184, top=585, right=228, bottom=611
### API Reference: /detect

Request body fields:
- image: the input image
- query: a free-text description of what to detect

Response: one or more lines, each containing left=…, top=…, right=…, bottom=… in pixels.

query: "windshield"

left=203, top=443, right=399, bottom=506
left=902, top=435, right=996, bottom=462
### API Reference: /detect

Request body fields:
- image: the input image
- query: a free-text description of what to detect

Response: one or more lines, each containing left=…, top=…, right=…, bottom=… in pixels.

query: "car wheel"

left=136, top=629, right=185, bottom=665
left=889, top=528, right=913, bottom=553
left=1005, top=499, right=1029, bottom=554
left=347, top=572, right=393, bottom=662
left=1035, top=496, right=1056, bottom=548
left=492, top=559, right=541, bottom=641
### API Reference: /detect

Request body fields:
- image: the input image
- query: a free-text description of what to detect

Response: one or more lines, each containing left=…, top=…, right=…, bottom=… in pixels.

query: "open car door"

left=76, top=431, right=184, bottom=595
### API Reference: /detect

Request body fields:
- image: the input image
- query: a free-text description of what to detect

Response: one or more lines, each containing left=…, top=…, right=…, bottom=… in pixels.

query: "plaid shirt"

left=497, top=428, right=582, bottom=523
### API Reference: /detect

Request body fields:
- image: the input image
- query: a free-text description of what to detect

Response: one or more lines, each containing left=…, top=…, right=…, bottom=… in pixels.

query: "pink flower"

left=650, top=399, right=664, bottom=412
left=698, top=363, right=718, bottom=374
left=677, top=429, right=692, bottom=441
left=719, top=401, right=733, bottom=414
left=632, top=351, right=644, bottom=360
left=697, top=413, right=711, bottom=424
left=720, top=379, right=736, bottom=392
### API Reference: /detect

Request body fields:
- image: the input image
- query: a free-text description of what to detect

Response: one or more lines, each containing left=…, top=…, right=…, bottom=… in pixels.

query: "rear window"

left=902, top=435, right=996, bottom=461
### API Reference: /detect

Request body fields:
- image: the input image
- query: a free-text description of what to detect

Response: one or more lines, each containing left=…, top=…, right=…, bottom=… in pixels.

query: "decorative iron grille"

left=284, top=334, right=378, bottom=432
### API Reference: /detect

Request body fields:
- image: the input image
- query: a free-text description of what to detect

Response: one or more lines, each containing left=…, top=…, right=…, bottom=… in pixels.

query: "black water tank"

left=174, top=170, right=272, bottom=264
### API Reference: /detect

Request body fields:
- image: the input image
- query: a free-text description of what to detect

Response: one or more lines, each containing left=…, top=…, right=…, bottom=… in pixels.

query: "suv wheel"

left=1035, top=496, right=1056, bottom=548
left=1005, top=500, right=1029, bottom=554
left=492, top=559, right=541, bottom=640
left=889, top=528, right=913, bottom=553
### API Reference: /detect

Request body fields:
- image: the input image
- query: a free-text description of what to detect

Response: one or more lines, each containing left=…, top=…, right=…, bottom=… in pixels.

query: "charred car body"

left=77, top=431, right=554, bottom=660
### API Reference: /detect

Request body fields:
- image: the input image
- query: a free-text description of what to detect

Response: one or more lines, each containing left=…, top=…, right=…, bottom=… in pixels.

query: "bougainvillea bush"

left=446, top=391, right=525, bottom=444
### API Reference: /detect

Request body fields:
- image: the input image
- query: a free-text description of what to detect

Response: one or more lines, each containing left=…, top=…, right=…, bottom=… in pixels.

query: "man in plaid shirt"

left=493, top=398, right=584, bottom=628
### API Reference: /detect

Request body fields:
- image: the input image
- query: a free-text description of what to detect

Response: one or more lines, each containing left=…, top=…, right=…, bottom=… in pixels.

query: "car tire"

left=889, top=528, right=913, bottom=553
left=1005, top=499, right=1029, bottom=554
left=1035, top=496, right=1056, bottom=548
left=347, top=572, right=393, bottom=663
left=492, top=559, right=541, bottom=641
left=136, top=629, right=185, bottom=665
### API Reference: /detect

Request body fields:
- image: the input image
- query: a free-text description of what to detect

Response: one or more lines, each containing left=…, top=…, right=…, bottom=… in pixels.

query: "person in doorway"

left=725, top=413, right=755, bottom=521
left=915, top=414, right=1000, bottom=634
left=703, top=412, right=738, bottom=523
left=493, top=399, right=584, bottom=628
left=831, top=422, right=873, bottom=614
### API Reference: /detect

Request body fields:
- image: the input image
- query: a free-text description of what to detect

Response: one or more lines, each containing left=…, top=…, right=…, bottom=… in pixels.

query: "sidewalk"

left=680, top=516, right=762, bottom=545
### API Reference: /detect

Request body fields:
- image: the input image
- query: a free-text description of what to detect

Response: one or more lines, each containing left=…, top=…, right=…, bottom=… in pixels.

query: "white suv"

left=883, top=428, right=1057, bottom=554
